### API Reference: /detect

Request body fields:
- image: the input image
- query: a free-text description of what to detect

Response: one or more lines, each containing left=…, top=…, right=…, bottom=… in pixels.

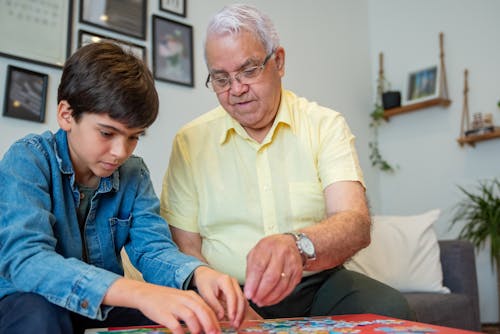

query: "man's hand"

left=243, top=234, right=303, bottom=306
left=192, top=266, right=247, bottom=328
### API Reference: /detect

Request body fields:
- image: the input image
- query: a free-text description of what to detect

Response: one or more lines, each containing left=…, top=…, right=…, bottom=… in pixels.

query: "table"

left=85, top=314, right=481, bottom=333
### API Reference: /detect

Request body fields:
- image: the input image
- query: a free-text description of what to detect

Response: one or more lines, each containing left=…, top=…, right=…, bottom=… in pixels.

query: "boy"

left=0, top=42, right=246, bottom=334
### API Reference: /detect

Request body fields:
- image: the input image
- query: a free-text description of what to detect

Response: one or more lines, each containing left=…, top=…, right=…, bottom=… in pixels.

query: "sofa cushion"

left=344, top=209, right=450, bottom=293
left=404, top=292, right=475, bottom=329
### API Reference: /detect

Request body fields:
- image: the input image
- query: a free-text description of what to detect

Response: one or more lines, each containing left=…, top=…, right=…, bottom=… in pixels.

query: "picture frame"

left=160, top=0, right=187, bottom=17
left=404, top=65, right=440, bottom=105
left=78, top=30, right=147, bottom=63
left=152, top=15, right=194, bottom=87
left=3, top=65, right=49, bottom=123
left=0, top=0, right=72, bottom=68
left=79, top=0, right=147, bottom=40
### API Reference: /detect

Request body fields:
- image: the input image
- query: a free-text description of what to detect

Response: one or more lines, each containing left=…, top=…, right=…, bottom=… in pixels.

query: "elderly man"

left=161, top=3, right=412, bottom=320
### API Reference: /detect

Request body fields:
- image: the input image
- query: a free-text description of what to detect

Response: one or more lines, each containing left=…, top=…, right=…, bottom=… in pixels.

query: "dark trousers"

left=0, top=292, right=155, bottom=334
left=251, top=267, right=415, bottom=320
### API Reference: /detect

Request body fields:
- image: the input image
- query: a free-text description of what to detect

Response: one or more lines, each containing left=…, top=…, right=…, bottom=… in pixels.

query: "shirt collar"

left=219, top=89, right=292, bottom=145
left=54, top=129, right=119, bottom=193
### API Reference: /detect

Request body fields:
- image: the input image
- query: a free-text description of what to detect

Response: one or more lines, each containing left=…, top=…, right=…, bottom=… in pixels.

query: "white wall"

left=0, top=0, right=375, bottom=203
left=368, top=0, right=500, bottom=323
left=0, top=0, right=498, bottom=323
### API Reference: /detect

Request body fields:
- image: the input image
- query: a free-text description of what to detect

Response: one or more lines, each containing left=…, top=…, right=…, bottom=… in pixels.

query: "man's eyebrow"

left=210, top=57, right=259, bottom=74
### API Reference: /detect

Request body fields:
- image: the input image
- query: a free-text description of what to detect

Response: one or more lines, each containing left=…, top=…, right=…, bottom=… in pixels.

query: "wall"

left=0, top=0, right=376, bottom=205
left=1, top=0, right=498, bottom=324
left=368, top=0, right=500, bottom=323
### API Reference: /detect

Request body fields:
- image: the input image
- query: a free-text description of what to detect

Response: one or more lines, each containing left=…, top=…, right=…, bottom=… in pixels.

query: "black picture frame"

left=79, top=0, right=147, bottom=40
left=78, top=30, right=147, bottom=64
left=152, top=15, right=194, bottom=87
left=159, top=0, right=186, bottom=18
left=0, top=0, right=73, bottom=68
left=3, top=65, right=49, bottom=123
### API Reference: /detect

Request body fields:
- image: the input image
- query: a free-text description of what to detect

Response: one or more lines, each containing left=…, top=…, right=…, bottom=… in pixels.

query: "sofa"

left=403, top=240, right=481, bottom=331
left=344, top=210, right=481, bottom=332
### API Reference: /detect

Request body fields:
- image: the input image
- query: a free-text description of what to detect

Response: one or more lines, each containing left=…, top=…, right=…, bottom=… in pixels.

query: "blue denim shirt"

left=0, top=129, right=204, bottom=319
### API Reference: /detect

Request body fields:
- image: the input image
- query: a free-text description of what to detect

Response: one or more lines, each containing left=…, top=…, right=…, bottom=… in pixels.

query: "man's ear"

left=57, top=100, right=73, bottom=130
left=274, top=47, right=285, bottom=76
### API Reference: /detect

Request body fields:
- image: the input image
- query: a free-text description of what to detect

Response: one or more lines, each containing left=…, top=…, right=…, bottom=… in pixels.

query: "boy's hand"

left=104, top=278, right=221, bottom=334
left=192, top=266, right=247, bottom=328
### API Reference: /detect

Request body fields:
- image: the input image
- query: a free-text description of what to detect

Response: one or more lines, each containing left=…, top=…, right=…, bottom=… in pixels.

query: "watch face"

left=299, top=237, right=315, bottom=257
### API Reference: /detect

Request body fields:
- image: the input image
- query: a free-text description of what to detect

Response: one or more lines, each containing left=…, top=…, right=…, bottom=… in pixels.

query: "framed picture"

left=3, top=66, right=49, bottom=123
left=79, top=0, right=147, bottom=40
left=78, top=30, right=147, bottom=63
left=152, top=15, right=194, bottom=87
left=404, top=65, right=440, bottom=105
left=0, top=0, right=72, bottom=68
left=160, top=0, right=186, bottom=17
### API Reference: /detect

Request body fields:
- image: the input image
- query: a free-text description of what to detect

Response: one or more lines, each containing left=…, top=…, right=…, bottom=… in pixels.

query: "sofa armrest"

left=438, top=239, right=480, bottom=327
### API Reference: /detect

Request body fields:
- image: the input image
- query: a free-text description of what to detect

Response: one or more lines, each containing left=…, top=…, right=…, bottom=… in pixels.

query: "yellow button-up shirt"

left=161, top=89, right=364, bottom=283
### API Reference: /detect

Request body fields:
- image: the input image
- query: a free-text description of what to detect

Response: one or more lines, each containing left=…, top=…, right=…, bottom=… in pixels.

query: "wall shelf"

left=383, top=97, right=452, bottom=120
left=456, top=69, right=500, bottom=147
left=380, top=32, right=451, bottom=121
left=457, top=127, right=500, bottom=147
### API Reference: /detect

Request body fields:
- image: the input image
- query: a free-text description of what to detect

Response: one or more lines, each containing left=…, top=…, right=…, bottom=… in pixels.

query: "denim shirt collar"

left=54, top=129, right=119, bottom=194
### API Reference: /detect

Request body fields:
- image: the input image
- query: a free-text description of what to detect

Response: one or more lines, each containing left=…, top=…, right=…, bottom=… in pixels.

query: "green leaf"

left=450, top=178, right=500, bottom=268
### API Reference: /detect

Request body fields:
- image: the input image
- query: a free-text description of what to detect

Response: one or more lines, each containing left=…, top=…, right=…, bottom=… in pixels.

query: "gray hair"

left=204, top=4, right=280, bottom=61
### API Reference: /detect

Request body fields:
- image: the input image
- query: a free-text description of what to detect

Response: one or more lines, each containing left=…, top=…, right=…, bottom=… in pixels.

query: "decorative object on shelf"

left=457, top=69, right=500, bottom=147
left=450, top=178, right=500, bottom=322
left=0, top=0, right=72, bottom=68
left=78, top=30, right=146, bottom=63
left=369, top=52, right=396, bottom=173
left=382, top=91, right=401, bottom=110
left=2, top=65, right=48, bottom=123
left=160, top=0, right=187, bottom=18
left=79, top=0, right=147, bottom=40
left=382, top=32, right=451, bottom=121
left=152, top=15, right=194, bottom=87
left=404, top=64, right=440, bottom=105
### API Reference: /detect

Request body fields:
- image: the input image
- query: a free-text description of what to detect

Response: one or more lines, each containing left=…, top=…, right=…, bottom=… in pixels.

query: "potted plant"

left=450, top=178, right=500, bottom=321
left=369, top=103, right=395, bottom=172
left=369, top=63, right=396, bottom=173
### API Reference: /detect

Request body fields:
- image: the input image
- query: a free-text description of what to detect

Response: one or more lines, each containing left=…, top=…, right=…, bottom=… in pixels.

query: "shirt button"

left=80, top=193, right=85, bottom=199
left=81, top=300, right=89, bottom=309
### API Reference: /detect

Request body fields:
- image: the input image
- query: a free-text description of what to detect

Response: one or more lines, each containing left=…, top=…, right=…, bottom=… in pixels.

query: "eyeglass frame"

left=204, top=50, right=276, bottom=93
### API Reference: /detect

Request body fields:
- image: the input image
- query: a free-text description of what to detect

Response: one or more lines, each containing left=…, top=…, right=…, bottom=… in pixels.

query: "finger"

left=260, top=271, right=297, bottom=305
left=250, top=269, right=281, bottom=305
left=177, top=310, right=202, bottom=334
left=244, top=249, right=270, bottom=300
left=179, top=298, right=220, bottom=334
left=228, top=278, right=246, bottom=327
left=201, top=285, right=226, bottom=320
left=161, top=311, right=192, bottom=334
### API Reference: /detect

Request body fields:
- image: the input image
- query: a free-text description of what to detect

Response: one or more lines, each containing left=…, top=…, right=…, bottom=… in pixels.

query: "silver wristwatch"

left=284, top=232, right=316, bottom=266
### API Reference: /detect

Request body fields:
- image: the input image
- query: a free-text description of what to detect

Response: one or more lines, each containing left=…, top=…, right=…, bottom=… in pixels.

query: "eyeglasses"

left=205, top=50, right=275, bottom=93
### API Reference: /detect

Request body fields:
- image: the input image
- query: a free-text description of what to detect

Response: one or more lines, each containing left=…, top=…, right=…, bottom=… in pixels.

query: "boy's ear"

left=57, top=100, right=73, bottom=130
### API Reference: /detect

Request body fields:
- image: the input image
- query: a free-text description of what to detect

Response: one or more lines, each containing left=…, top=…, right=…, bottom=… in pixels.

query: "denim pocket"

left=109, top=215, right=132, bottom=250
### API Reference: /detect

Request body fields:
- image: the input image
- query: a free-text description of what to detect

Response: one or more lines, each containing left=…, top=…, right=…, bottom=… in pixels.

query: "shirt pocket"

left=288, top=182, right=326, bottom=225
left=109, top=215, right=132, bottom=250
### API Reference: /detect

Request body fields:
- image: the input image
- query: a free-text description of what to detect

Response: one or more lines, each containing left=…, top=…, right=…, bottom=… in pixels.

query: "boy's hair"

left=57, top=42, right=158, bottom=128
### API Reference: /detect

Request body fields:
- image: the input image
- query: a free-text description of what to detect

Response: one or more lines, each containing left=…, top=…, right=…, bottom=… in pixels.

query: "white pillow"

left=344, top=209, right=450, bottom=293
